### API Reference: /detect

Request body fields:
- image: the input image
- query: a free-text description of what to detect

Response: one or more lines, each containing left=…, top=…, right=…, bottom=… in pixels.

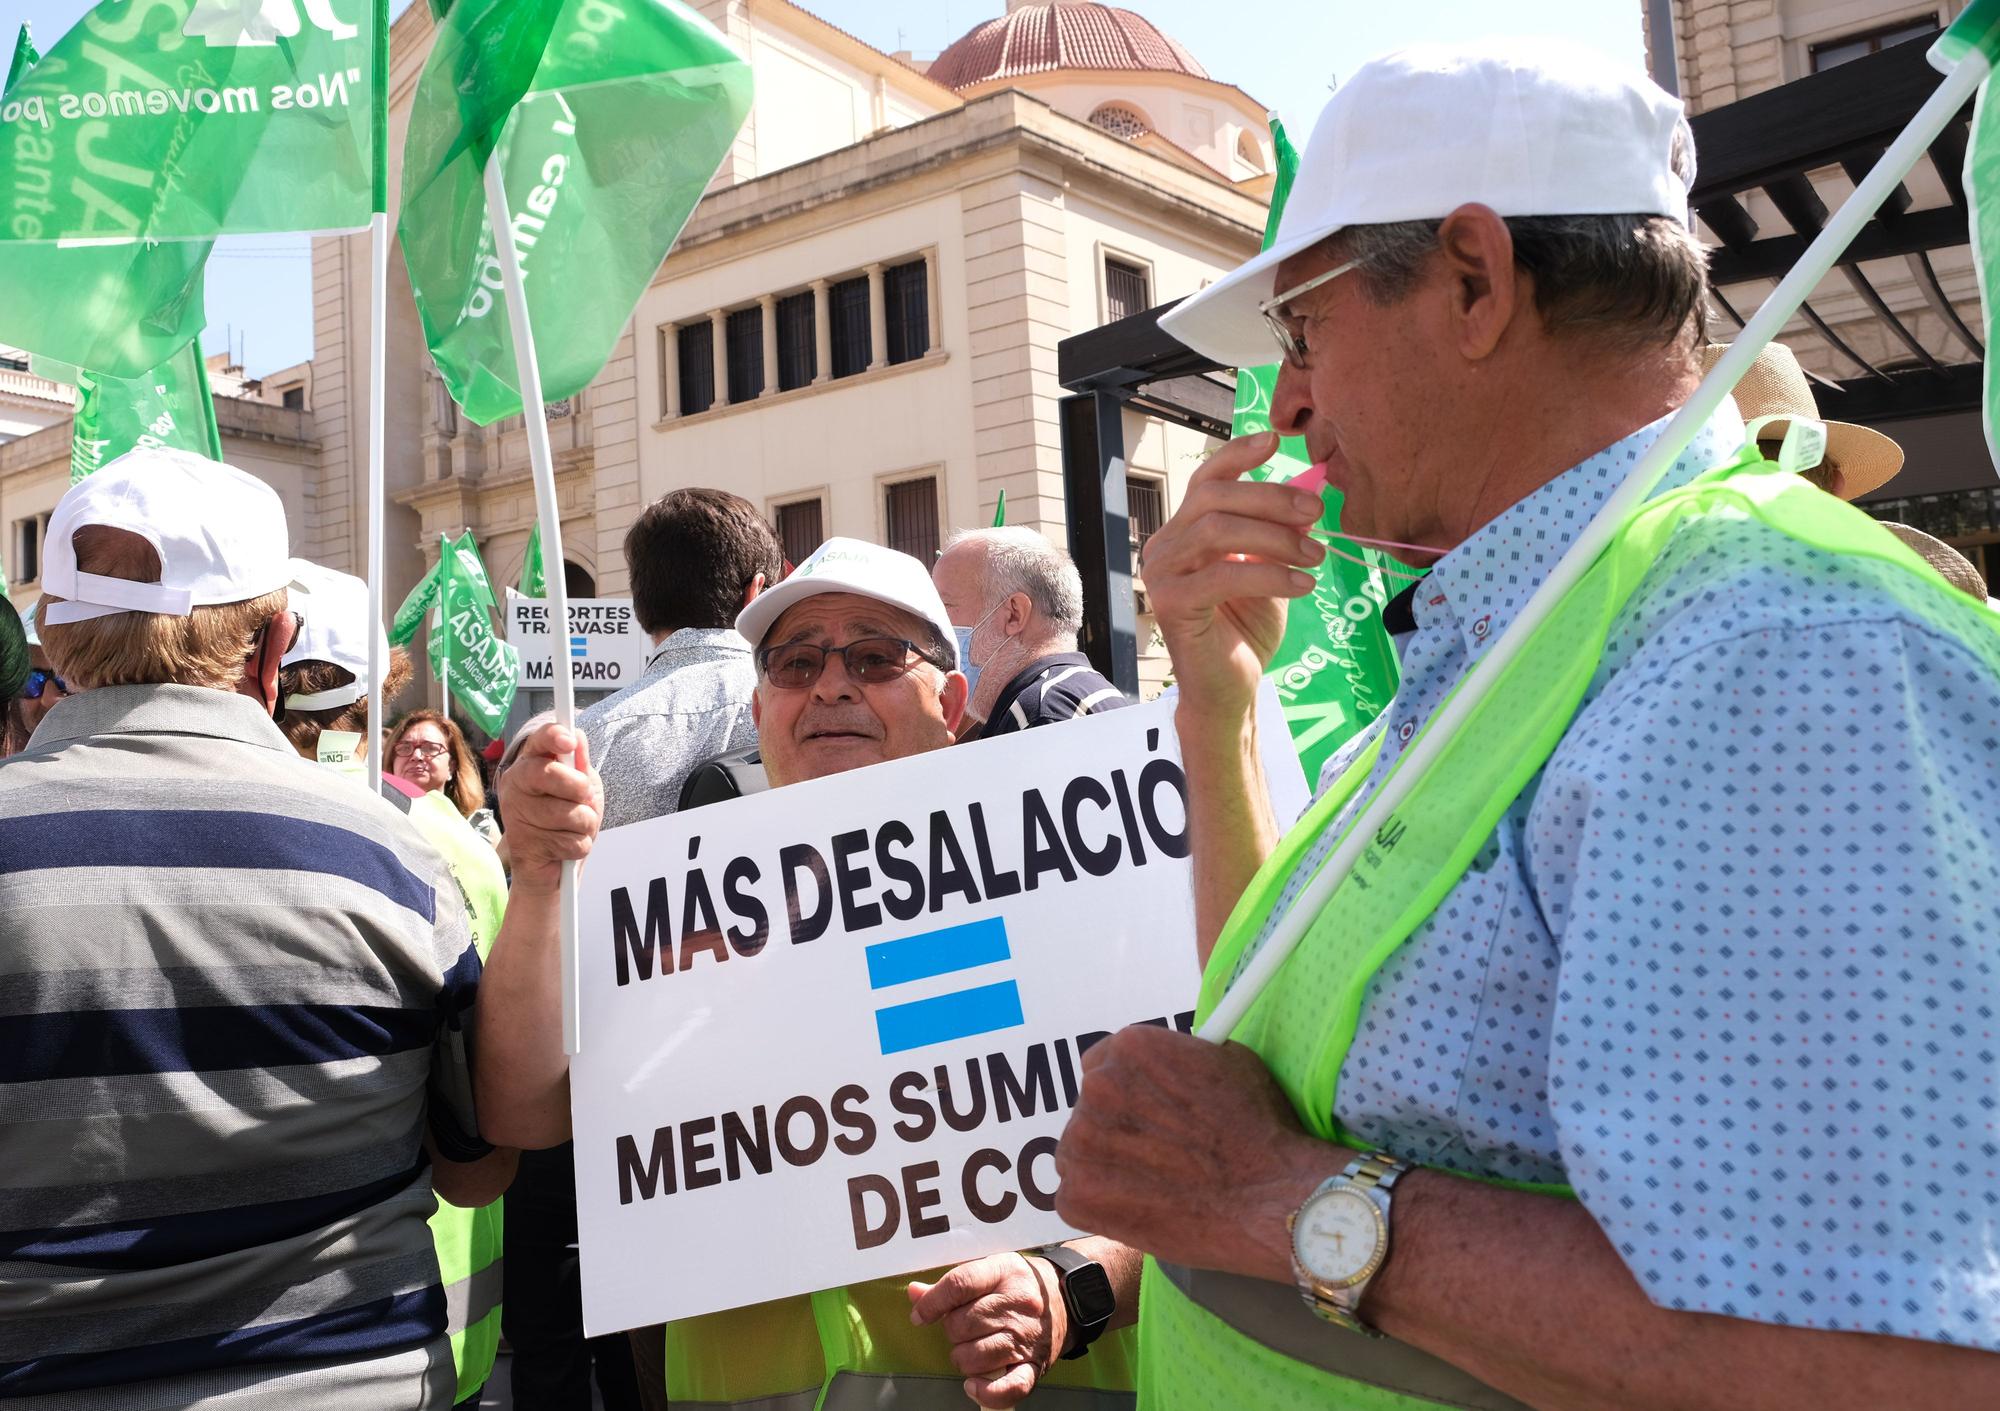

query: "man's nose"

left=811, top=653, right=862, bottom=702
left=1270, top=358, right=1315, bottom=440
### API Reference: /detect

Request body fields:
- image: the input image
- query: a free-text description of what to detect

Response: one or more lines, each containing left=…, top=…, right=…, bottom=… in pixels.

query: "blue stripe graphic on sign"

left=874, top=981, right=1024, bottom=1055
left=569, top=635, right=588, bottom=657
left=865, top=917, right=1010, bottom=990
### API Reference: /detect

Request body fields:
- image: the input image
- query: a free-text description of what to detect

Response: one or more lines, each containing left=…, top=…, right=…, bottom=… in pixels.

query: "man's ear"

left=238, top=606, right=289, bottom=711
left=740, top=572, right=767, bottom=610
left=940, top=670, right=969, bottom=736
left=1434, top=203, right=1519, bottom=362
left=751, top=689, right=763, bottom=731
left=1005, top=591, right=1034, bottom=638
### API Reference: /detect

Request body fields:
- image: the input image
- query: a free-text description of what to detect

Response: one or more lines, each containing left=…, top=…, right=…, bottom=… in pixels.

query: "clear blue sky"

left=8, top=0, right=1645, bottom=376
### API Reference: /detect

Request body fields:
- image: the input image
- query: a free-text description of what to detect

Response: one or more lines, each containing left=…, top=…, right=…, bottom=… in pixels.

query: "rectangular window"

left=677, top=321, right=715, bottom=415
left=1105, top=257, right=1151, bottom=324
left=777, top=291, right=817, bottom=391
left=12, top=515, right=40, bottom=585
left=1810, top=15, right=1938, bottom=70
left=1128, top=477, right=1166, bottom=561
left=829, top=275, right=871, bottom=378
left=281, top=386, right=304, bottom=410
left=884, top=258, right=930, bottom=365
left=726, top=306, right=764, bottom=404
left=774, top=498, right=825, bottom=568
left=884, top=477, right=940, bottom=564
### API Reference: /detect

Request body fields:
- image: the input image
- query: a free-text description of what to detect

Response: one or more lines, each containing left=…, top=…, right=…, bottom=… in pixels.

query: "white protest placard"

left=506, top=594, right=648, bottom=688
left=570, top=685, right=1310, bottom=1332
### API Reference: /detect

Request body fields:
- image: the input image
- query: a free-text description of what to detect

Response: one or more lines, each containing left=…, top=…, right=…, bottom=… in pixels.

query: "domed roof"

left=927, top=1, right=1208, bottom=93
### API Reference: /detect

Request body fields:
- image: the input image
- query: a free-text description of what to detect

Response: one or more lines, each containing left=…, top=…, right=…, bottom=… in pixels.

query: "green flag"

left=6, top=23, right=38, bottom=93
left=992, top=490, right=1007, bottom=528
left=390, top=557, right=443, bottom=647
left=399, top=0, right=753, bottom=425
left=519, top=521, right=546, bottom=597
left=1234, top=119, right=1400, bottom=783
left=429, top=531, right=519, bottom=735
left=1954, top=0, right=2000, bottom=471
left=67, top=342, right=222, bottom=482
left=0, top=0, right=387, bottom=242
left=0, top=18, right=212, bottom=376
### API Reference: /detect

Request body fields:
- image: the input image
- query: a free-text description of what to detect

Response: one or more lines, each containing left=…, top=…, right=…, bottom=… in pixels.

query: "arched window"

left=1236, top=129, right=1265, bottom=174
left=1088, top=103, right=1151, bottom=139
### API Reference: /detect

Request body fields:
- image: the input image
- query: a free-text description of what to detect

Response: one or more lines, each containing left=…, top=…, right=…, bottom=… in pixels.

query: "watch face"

left=1294, top=1186, right=1385, bottom=1286
left=1066, top=1262, right=1117, bottom=1325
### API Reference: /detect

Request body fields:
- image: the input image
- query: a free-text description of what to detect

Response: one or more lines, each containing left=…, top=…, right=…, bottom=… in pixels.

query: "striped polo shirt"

left=0, top=685, right=483, bottom=1408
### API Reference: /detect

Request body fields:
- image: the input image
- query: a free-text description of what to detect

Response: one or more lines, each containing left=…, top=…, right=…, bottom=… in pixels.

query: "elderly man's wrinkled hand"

left=497, top=723, right=602, bottom=892
left=907, top=1252, right=1066, bottom=1408
left=1055, top=1025, right=1340, bottom=1284
left=1139, top=431, right=1323, bottom=725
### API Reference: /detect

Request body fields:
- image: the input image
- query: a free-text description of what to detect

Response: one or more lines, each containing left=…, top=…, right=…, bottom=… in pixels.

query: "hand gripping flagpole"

left=1198, top=30, right=1994, bottom=1044
left=483, top=150, right=583, bottom=1056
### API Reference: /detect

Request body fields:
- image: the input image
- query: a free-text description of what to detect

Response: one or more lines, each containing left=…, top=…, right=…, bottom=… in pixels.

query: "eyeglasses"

left=757, top=637, right=939, bottom=690
left=1258, top=257, right=1363, bottom=370
left=23, top=668, right=67, bottom=701
left=393, top=740, right=450, bottom=762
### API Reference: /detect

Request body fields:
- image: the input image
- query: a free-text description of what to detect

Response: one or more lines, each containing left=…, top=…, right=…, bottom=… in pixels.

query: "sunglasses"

left=757, top=637, right=940, bottom=690
left=23, top=668, right=68, bottom=701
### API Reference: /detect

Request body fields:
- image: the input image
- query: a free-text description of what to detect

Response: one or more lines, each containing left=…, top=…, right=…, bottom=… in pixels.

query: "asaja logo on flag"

left=184, top=0, right=360, bottom=47
left=863, top=917, right=1024, bottom=1056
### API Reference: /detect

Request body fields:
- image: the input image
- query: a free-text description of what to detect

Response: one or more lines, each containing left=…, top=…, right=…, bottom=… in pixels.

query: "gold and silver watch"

left=1287, top=1151, right=1410, bottom=1335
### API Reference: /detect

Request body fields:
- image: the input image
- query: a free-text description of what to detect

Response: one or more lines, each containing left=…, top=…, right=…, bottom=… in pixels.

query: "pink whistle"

left=1286, top=461, right=1329, bottom=495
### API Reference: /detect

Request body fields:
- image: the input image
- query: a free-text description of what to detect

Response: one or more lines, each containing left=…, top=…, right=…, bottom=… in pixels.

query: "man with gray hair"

left=932, top=526, right=1127, bottom=741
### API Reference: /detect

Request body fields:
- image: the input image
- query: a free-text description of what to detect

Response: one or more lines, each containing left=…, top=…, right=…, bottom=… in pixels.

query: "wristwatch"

left=1031, top=1244, right=1115, bottom=1359
left=1288, top=1151, right=1411, bottom=1335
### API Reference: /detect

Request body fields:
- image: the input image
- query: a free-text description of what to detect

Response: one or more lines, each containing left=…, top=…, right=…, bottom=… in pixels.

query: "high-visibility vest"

left=664, top=1263, right=1139, bottom=1408
left=1138, top=447, right=2000, bottom=1409
left=399, top=788, right=509, bottom=1404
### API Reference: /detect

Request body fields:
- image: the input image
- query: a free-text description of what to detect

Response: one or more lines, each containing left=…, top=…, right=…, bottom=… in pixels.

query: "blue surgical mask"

left=953, top=625, right=981, bottom=697
left=952, top=601, right=1005, bottom=700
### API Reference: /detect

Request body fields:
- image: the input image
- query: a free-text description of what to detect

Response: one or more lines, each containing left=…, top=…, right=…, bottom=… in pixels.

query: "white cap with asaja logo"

left=1161, top=38, right=1692, bottom=370
left=735, top=536, right=959, bottom=670
left=39, top=448, right=293, bottom=627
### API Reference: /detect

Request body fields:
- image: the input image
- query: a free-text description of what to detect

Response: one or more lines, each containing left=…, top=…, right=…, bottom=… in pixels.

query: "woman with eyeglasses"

left=385, top=708, right=500, bottom=844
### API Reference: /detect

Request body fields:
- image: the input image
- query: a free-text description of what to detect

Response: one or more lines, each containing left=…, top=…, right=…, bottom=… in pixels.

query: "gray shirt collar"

left=31, top=683, right=295, bottom=754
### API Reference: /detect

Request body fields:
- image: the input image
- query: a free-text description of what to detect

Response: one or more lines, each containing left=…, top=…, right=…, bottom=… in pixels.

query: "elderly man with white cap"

left=479, top=537, right=1142, bottom=1409
left=0, top=450, right=512, bottom=1407
left=1053, top=40, right=2000, bottom=1411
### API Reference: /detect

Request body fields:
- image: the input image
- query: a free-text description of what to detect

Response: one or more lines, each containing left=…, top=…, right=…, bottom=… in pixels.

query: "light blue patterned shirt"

left=1247, top=406, right=2000, bottom=1350
left=577, top=627, right=758, bottom=830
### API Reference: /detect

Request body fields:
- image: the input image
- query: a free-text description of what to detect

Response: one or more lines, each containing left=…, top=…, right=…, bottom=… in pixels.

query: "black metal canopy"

left=1056, top=39, right=1990, bottom=687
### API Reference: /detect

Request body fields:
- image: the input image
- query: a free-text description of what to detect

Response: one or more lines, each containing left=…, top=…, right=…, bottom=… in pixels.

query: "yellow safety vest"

left=1139, top=448, right=2000, bottom=1408
left=404, top=789, right=509, bottom=1404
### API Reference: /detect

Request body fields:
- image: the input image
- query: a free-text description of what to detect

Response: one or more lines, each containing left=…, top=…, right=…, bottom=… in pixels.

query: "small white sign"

left=507, top=595, right=648, bottom=689
left=570, top=687, right=1310, bottom=1333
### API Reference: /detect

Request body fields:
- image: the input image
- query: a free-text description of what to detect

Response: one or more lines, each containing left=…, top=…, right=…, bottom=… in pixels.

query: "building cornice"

left=657, top=89, right=1264, bottom=285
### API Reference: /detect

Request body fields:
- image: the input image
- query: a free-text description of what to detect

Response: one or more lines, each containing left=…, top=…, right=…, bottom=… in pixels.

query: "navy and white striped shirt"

left=0, top=685, right=481, bottom=1407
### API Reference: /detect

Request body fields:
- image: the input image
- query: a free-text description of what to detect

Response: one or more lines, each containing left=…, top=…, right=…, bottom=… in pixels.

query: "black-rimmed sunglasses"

left=757, top=637, right=941, bottom=690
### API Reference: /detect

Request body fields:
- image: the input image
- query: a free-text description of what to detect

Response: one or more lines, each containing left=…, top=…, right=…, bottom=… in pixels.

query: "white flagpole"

left=1198, top=43, right=1993, bottom=1043
left=483, top=151, right=583, bottom=1056
left=366, top=210, right=389, bottom=792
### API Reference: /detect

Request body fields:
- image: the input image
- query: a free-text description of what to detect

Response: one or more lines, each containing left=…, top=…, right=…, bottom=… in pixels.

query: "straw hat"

left=1878, top=522, right=1989, bottom=601
left=1699, top=342, right=1905, bottom=499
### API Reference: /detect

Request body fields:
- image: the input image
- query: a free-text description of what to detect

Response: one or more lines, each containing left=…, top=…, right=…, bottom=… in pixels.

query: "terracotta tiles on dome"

left=927, top=2, right=1209, bottom=91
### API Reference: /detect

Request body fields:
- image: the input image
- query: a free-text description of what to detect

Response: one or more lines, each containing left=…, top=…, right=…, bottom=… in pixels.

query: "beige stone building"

left=338, top=0, right=1269, bottom=728
left=1646, top=0, right=1999, bottom=589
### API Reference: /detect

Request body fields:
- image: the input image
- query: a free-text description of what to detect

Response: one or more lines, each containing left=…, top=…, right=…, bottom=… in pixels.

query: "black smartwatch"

left=1031, top=1244, right=1115, bottom=1359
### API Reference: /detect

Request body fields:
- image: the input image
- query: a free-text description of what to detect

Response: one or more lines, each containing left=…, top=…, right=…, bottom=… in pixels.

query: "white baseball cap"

left=40, top=448, right=292, bottom=627
left=282, top=559, right=390, bottom=711
left=1161, top=39, right=1692, bottom=369
left=735, top=536, right=959, bottom=670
